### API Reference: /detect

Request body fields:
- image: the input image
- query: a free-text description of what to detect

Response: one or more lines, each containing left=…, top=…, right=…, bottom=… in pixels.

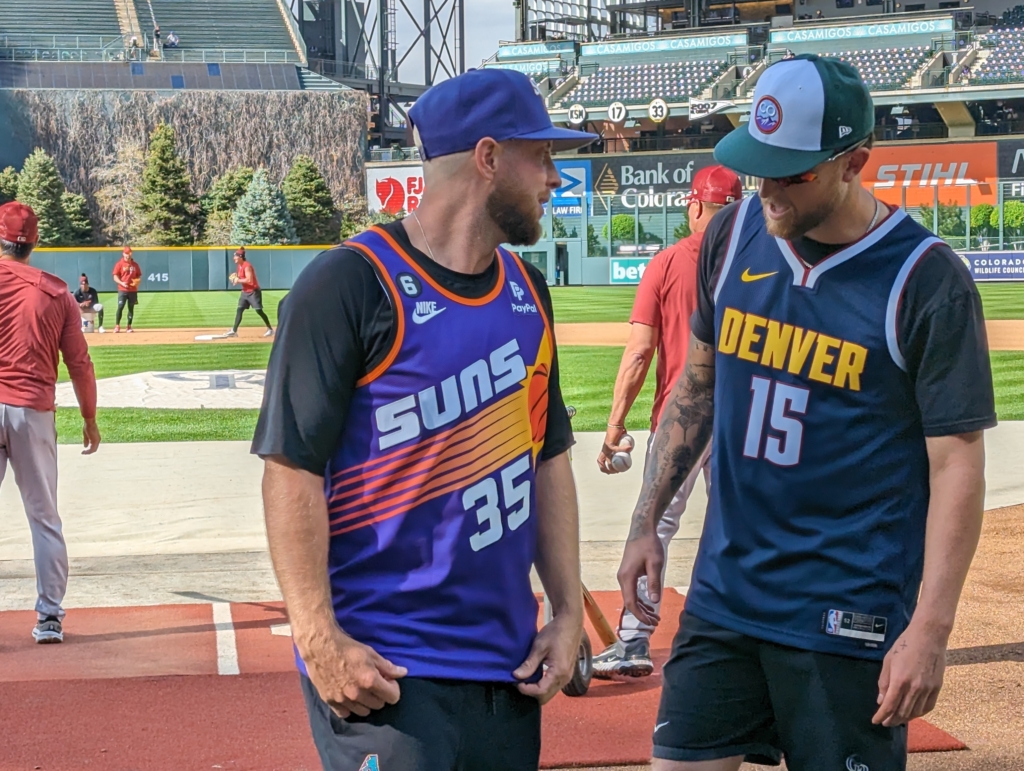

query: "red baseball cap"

left=687, top=165, right=743, bottom=206
left=122, top=245, right=133, bottom=256
left=0, top=202, right=39, bottom=245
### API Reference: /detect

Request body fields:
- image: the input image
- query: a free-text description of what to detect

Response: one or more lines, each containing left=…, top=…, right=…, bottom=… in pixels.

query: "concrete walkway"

left=2, top=426, right=1022, bottom=611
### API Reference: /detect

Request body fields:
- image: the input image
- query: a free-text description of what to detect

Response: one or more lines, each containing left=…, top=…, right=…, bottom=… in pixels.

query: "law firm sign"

left=769, top=18, right=953, bottom=44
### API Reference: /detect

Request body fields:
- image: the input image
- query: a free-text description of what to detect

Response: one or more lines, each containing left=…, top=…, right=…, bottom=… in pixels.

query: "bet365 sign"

left=609, top=258, right=651, bottom=285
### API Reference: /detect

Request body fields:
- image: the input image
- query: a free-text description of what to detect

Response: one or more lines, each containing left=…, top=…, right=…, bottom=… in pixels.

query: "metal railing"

left=159, top=48, right=301, bottom=63
left=0, top=47, right=144, bottom=62
left=0, top=34, right=126, bottom=50
left=368, top=147, right=422, bottom=162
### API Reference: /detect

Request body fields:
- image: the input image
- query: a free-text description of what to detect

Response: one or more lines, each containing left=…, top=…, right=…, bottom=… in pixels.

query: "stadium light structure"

left=289, top=0, right=465, bottom=147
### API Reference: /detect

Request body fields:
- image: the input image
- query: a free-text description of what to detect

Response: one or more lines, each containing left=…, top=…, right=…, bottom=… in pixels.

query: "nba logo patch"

left=359, top=755, right=380, bottom=771
left=826, top=610, right=842, bottom=635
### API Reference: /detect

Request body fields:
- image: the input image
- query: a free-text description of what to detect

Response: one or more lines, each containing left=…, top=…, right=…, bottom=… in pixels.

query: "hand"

left=82, top=419, right=101, bottom=455
left=597, top=426, right=631, bottom=474
left=617, top=530, right=664, bottom=627
left=873, top=621, right=947, bottom=727
left=514, top=613, right=582, bottom=704
left=300, top=626, right=407, bottom=719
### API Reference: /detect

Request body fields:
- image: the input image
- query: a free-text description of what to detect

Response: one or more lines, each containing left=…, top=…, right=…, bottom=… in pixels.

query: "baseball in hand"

left=610, top=451, right=632, bottom=472
left=621, top=433, right=635, bottom=451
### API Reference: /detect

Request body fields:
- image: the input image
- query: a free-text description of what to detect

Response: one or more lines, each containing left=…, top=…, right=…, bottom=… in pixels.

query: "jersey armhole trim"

left=346, top=241, right=406, bottom=387
left=507, top=249, right=554, bottom=343
left=370, top=225, right=506, bottom=306
left=885, top=236, right=943, bottom=372
left=713, top=195, right=753, bottom=304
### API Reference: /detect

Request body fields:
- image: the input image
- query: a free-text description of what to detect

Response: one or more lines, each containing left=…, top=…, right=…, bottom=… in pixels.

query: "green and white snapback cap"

left=714, top=54, right=874, bottom=178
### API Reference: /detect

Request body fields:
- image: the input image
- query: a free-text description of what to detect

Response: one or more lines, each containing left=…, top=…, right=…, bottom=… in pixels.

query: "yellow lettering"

left=737, top=314, right=767, bottom=362
left=760, top=321, right=794, bottom=370
left=719, top=307, right=744, bottom=354
left=808, top=334, right=842, bottom=384
left=786, top=327, right=818, bottom=375
left=833, top=341, right=868, bottom=391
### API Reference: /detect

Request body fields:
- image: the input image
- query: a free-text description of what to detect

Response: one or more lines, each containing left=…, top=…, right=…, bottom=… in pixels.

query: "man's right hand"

left=301, top=627, right=407, bottom=718
left=82, top=419, right=101, bottom=455
left=597, top=425, right=632, bottom=474
left=617, top=529, right=664, bottom=627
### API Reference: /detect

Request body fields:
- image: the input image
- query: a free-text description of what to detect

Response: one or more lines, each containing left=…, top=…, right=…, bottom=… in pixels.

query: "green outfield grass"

left=83, top=283, right=1024, bottom=329
left=53, top=347, right=1024, bottom=442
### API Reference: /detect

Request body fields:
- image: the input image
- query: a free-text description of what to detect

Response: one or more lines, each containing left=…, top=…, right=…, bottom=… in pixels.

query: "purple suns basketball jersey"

left=298, top=226, right=553, bottom=682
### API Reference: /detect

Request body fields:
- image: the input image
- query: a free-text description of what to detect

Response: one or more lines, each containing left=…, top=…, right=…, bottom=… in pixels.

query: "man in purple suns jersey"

left=618, top=55, right=994, bottom=771
left=253, top=68, right=597, bottom=771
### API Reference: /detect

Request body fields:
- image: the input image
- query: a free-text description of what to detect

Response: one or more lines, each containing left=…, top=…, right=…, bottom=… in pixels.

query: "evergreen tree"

left=672, top=219, right=691, bottom=241
left=138, top=123, right=196, bottom=245
left=201, top=167, right=254, bottom=244
left=0, top=166, right=19, bottom=205
left=282, top=156, right=336, bottom=244
left=16, top=149, right=71, bottom=246
left=91, top=139, right=146, bottom=246
left=231, top=168, right=298, bottom=245
left=62, top=192, right=93, bottom=244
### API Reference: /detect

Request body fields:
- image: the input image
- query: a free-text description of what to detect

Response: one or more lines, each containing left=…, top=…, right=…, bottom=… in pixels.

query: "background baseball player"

left=226, top=247, right=274, bottom=337
left=253, top=69, right=596, bottom=770
left=593, top=165, right=742, bottom=679
left=73, top=273, right=105, bottom=333
left=619, top=55, right=995, bottom=770
left=0, top=202, right=100, bottom=644
left=112, top=245, right=141, bottom=332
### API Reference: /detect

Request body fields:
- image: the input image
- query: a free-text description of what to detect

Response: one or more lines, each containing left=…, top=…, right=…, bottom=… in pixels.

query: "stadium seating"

left=143, top=0, right=295, bottom=52
left=835, top=46, right=930, bottom=91
left=0, top=0, right=121, bottom=43
left=555, top=60, right=727, bottom=107
left=995, top=4, right=1024, bottom=29
left=971, top=28, right=1024, bottom=84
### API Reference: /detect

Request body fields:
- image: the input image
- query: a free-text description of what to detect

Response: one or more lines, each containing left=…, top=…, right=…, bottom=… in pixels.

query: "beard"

left=762, top=181, right=845, bottom=240
left=485, top=179, right=541, bottom=246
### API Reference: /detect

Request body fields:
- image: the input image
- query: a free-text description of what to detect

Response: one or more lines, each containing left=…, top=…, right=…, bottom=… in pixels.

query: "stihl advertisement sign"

left=366, top=165, right=424, bottom=215
left=863, top=142, right=998, bottom=205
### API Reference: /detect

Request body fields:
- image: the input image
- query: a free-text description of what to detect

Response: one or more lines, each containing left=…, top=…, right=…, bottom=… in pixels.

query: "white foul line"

left=212, top=602, right=240, bottom=676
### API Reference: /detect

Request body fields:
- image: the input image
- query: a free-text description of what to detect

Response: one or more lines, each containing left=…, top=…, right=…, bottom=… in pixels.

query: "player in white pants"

left=594, top=164, right=742, bottom=677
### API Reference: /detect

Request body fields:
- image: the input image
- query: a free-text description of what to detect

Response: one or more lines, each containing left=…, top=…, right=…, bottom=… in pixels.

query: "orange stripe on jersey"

left=328, top=403, right=527, bottom=517
left=369, top=225, right=506, bottom=307
left=346, top=240, right=406, bottom=387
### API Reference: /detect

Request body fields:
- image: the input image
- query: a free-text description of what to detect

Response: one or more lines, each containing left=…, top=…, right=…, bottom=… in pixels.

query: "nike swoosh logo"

left=411, top=307, right=447, bottom=324
left=741, top=268, right=778, bottom=282
left=654, top=721, right=670, bottom=733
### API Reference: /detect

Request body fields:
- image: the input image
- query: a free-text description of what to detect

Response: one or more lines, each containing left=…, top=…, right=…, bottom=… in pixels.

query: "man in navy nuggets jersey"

left=253, top=69, right=597, bottom=771
left=617, top=55, right=995, bottom=771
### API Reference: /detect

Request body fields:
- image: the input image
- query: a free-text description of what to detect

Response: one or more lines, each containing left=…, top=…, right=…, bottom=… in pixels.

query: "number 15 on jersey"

left=743, top=376, right=810, bottom=467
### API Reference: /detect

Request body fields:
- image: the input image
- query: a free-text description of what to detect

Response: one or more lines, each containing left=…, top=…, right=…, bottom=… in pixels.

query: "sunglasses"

left=766, top=137, right=871, bottom=188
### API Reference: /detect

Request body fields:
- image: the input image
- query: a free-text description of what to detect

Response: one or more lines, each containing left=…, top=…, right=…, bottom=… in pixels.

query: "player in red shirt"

left=111, top=246, right=142, bottom=332
left=593, top=165, right=742, bottom=678
left=225, top=247, right=274, bottom=337
left=0, top=202, right=100, bottom=644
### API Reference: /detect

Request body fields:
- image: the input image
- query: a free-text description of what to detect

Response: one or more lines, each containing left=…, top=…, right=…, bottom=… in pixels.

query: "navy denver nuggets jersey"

left=685, top=195, right=943, bottom=660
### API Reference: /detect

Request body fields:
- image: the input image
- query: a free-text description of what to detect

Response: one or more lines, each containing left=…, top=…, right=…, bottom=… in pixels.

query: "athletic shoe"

left=33, top=616, right=63, bottom=644
left=592, top=637, right=654, bottom=679
left=114, top=325, right=120, bottom=333
left=98, top=326, right=105, bottom=334
left=224, top=330, right=238, bottom=337
left=263, top=328, right=274, bottom=337
left=126, top=326, right=134, bottom=333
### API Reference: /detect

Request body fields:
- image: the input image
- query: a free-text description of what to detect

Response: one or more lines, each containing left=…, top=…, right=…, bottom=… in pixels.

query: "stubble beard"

left=763, top=181, right=845, bottom=241
left=485, top=180, right=541, bottom=246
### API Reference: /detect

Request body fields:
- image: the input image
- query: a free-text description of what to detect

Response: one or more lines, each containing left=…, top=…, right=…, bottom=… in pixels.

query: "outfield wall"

left=31, top=245, right=332, bottom=293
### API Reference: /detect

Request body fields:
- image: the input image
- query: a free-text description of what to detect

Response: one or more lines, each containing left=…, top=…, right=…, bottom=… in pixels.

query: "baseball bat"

left=582, top=584, right=618, bottom=649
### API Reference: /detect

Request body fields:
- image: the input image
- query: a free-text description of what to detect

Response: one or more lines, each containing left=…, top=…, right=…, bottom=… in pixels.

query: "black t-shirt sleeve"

left=691, top=203, right=740, bottom=345
left=250, top=246, right=394, bottom=475
left=897, top=245, right=997, bottom=436
left=521, top=261, right=575, bottom=461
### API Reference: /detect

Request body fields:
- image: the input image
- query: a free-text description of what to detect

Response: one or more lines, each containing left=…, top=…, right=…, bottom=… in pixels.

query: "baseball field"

left=57, top=283, right=1024, bottom=442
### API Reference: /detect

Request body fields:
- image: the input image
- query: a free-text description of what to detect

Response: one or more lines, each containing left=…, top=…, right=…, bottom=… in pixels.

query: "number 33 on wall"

left=464, top=455, right=532, bottom=552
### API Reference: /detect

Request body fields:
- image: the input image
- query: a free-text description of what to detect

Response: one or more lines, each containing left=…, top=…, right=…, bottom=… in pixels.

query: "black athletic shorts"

left=654, top=612, right=907, bottom=770
left=116, top=291, right=138, bottom=306
left=300, top=673, right=541, bottom=771
left=238, top=289, right=263, bottom=311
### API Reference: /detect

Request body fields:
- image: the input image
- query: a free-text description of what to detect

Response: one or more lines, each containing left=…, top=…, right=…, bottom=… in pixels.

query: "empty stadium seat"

left=142, top=0, right=296, bottom=53
left=555, top=59, right=727, bottom=107
left=0, top=0, right=121, bottom=45
left=971, top=28, right=1024, bottom=85
left=836, top=46, right=930, bottom=91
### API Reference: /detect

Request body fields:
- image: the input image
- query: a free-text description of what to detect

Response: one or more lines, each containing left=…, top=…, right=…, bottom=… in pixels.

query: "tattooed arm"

left=616, top=334, right=716, bottom=623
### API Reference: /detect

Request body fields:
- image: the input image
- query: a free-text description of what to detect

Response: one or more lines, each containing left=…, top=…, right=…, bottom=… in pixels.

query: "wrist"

left=909, top=609, right=955, bottom=642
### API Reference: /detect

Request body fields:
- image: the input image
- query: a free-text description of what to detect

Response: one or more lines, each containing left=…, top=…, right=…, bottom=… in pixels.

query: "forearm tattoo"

left=628, top=341, right=715, bottom=540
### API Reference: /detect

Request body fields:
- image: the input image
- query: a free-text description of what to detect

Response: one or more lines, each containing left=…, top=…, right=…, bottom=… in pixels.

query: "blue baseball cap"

left=409, top=69, right=598, bottom=160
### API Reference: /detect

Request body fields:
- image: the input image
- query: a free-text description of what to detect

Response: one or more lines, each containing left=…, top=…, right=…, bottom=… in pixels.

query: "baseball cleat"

left=592, top=638, right=654, bottom=679
left=33, top=616, right=63, bottom=644
left=114, top=325, right=120, bottom=333
left=126, top=326, right=134, bottom=333
left=98, top=326, right=105, bottom=333
left=224, top=330, right=238, bottom=337
left=263, top=328, right=274, bottom=337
